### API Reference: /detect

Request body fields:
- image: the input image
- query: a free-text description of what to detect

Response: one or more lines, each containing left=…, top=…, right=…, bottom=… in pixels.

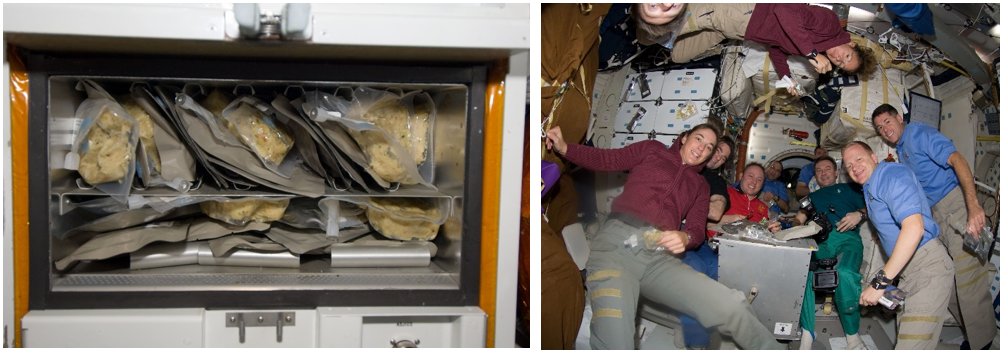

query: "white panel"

left=939, top=95, right=976, bottom=173
left=494, top=51, right=527, bottom=348
left=3, top=50, right=12, bottom=349
left=661, top=68, right=717, bottom=100
left=309, top=4, right=528, bottom=49
left=614, top=101, right=658, bottom=133
left=654, top=100, right=710, bottom=135
left=317, top=307, right=484, bottom=348
left=744, top=113, right=819, bottom=165
left=317, top=311, right=363, bottom=348
left=4, top=4, right=228, bottom=40
left=611, top=133, right=649, bottom=149
left=203, top=309, right=316, bottom=347
left=21, top=309, right=203, bottom=347
left=620, top=71, right=667, bottom=103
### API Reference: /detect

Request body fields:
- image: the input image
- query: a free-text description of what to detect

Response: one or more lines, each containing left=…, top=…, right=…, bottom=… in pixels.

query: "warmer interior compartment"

left=46, top=76, right=469, bottom=292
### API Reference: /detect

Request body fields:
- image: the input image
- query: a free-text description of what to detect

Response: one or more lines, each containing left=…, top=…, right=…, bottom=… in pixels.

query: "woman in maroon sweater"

left=545, top=123, right=783, bottom=350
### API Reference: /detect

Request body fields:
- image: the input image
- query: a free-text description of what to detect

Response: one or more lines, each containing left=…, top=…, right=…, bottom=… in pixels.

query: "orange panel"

left=8, top=45, right=29, bottom=348
left=480, top=59, right=507, bottom=348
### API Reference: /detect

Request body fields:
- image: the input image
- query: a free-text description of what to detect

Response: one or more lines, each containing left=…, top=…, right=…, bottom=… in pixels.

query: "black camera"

left=799, top=196, right=833, bottom=243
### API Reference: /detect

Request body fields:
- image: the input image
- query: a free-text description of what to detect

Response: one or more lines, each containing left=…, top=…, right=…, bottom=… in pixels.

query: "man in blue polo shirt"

left=761, top=160, right=790, bottom=213
left=843, top=141, right=954, bottom=350
left=872, top=104, right=996, bottom=350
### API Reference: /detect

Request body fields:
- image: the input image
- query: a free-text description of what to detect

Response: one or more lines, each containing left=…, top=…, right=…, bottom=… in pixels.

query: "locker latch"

left=226, top=312, right=296, bottom=343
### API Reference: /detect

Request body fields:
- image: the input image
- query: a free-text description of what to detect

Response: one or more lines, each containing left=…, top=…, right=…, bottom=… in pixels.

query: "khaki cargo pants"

left=893, top=239, right=955, bottom=349
left=669, top=3, right=756, bottom=63
left=931, top=187, right=999, bottom=350
left=585, top=218, right=783, bottom=350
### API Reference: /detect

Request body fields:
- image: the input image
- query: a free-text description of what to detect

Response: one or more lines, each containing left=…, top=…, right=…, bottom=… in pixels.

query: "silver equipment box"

left=716, top=233, right=817, bottom=341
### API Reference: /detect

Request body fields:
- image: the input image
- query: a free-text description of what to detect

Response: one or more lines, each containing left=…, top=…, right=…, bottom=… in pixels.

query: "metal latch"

left=226, top=312, right=296, bottom=343
left=391, top=339, right=420, bottom=348
left=637, top=72, right=652, bottom=98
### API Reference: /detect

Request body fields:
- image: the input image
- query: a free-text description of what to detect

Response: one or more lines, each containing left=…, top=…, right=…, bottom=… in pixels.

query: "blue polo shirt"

left=863, top=162, right=940, bottom=257
left=797, top=163, right=814, bottom=185
left=763, top=178, right=789, bottom=213
left=897, top=122, right=958, bottom=206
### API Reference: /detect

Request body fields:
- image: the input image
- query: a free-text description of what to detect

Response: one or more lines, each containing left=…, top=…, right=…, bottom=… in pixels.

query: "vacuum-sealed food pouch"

left=342, top=197, right=450, bottom=241
left=330, top=87, right=432, bottom=186
left=196, top=88, right=243, bottom=146
left=272, top=93, right=351, bottom=190
left=401, top=91, right=437, bottom=182
left=301, top=89, right=392, bottom=190
left=265, top=223, right=338, bottom=255
left=200, top=198, right=291, bottom=225
left=120, top=94, right=162, bottom=177
left=67, top=97, right=140, bottom=204
left=222, top=96, right=296, bottom=174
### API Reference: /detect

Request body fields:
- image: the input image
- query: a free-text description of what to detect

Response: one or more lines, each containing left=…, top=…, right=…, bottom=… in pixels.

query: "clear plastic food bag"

left=341, top=197, right=450, bottom=241
left=67, top=97, right=140, bottom=204
left=222, top=98, right=296, bottom=172
left=199, top=198, right=292, bottom=226
left=949, top=214, right=995, bottom=263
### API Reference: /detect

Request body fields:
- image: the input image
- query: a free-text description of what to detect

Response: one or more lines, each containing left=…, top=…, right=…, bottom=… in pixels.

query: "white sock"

left=846, top=333, right=861, bottom=346
left=798, top=329, right=814, bottom=350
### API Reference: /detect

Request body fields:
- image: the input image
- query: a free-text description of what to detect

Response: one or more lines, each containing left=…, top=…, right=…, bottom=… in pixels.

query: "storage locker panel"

left=661, top=68, right=717, bottom=100
left=613, top=101, right=658, bottom=133
left=654, top=100, right=711, bottom=135
left=619, top=71, right=667, bottom=103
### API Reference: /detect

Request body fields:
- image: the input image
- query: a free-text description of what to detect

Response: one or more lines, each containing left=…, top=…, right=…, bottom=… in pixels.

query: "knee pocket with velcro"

left=834, top=269, right=863, bottom=314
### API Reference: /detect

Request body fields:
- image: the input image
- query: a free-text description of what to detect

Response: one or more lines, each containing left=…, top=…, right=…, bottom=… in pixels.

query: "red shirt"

left=563, top=138, right=709, bottom=250
left=746, top=4, right=851, bottom=79
left=708, top=186, right=771, bottom=239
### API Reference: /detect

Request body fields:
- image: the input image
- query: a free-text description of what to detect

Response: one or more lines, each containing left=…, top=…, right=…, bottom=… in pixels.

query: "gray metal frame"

left=26, top=50, right=487, bottom=309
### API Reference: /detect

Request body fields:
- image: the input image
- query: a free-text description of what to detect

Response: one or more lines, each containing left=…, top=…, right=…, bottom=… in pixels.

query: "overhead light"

left=990, top=24, right=1000, bottom=37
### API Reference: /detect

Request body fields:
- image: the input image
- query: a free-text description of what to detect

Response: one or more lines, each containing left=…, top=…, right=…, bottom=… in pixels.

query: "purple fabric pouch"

left=541, top=161, right=560, bottom=199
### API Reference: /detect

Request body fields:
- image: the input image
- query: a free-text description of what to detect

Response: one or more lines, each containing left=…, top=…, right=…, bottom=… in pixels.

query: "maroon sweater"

left=564, top=137, right=709, bottom=250
left=746, top=3, right=851, bottom=79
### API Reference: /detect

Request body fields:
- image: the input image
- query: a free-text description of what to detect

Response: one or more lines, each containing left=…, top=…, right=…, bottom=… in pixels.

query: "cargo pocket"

left=835, top=269, right=863, bottom=314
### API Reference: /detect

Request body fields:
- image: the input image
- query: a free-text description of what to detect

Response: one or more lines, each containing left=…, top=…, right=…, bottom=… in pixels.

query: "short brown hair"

left=843, top=45, right=876, bottom=79
left=814, top=155, right=837, bottom=171
left=630, top=3, right=688, bottom=39
left=744, top=162, right=765, bottom=174
left=870, top=104, right=899, bottom=129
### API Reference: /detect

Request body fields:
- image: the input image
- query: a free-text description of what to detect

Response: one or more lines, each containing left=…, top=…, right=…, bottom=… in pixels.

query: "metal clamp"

left=226, top=312, right=296, bottom=343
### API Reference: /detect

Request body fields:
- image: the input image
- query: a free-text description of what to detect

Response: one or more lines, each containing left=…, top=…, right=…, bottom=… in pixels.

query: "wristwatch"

left=858, top=210, right=868, bottom=222
left=871, top=269, right=892, bottom=290
left=806, top=49, right=819, bottom=61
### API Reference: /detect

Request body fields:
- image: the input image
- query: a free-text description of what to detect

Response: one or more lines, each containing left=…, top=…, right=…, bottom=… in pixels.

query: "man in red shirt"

left=719, top=163, right=774, bottom=228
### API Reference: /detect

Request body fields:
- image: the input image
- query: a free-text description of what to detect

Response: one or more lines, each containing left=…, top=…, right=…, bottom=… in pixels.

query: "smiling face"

left=740, top=165, right=765, bottom=197
left=825, top=42, right=858, bottom=72
left=637, top=3, right=685, bottom=25
left=873, top=111, right=906, bottom=145
left=843, top=144, right=879, bottom=185
left=706, top=142, right=732, bottom=170
left=765, top=161, right=782, bottom=181
left=679, top=128, right=717, bottom=166
left=814, top=158, right=838, bottom=188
